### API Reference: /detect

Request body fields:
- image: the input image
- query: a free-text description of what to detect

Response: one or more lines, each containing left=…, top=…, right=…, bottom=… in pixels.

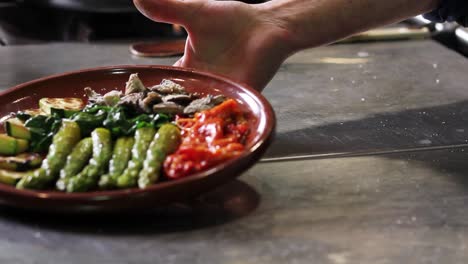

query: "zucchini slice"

left=24, top=108, right=44, bottom=117
left=0, top=134, right=29, bottom=156
left=5, top=118, right=31, bottom=140
left=16, top=139, right=29, bottom=153
left=0, top=169, right=25, bottom=185
left=39, top=98, right=85, bottom=117
left=0, top=153, right=42, bottom=171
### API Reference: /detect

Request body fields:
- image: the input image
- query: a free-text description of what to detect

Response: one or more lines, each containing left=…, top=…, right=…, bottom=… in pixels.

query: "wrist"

left=254, top=1, right=307, bottom=56
left=256, top=0, right=326, bottom=52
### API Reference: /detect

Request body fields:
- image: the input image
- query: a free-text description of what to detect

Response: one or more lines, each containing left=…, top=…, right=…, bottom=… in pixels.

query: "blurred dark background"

left=0, top=0, right=265, bottom=45
left=0, top=0, right=466, bottom=57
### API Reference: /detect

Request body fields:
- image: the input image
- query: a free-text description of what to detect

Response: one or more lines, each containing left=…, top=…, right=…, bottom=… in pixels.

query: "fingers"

left=173, top=57, right=184, bottom=67
left=133, top=0, right=205, bottom=25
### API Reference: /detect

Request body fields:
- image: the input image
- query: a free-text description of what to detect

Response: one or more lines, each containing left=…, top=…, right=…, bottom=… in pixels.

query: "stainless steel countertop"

left=0, top=40, right=467, bottom=264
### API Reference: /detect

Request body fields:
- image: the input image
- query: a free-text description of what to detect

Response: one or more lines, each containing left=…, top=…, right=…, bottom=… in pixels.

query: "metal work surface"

left=0, top=40, right=467, bottom=263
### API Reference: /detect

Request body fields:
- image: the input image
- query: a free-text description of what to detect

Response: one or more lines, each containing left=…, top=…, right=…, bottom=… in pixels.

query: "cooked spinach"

left=24, top=115, right=62, bottom=152
left=73, top=104, right=171, bottom=138
left=15, top=112, right=32, bottom=122
left=22, top=103, right=171, bottom=153
left=71, top=110, right=108, bottom=137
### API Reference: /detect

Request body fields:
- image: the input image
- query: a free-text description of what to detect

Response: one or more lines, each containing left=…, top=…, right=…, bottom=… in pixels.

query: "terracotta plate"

left=0, top=65, right=275, bottom=213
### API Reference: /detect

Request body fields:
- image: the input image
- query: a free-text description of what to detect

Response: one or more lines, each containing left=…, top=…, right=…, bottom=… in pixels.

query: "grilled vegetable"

left=116, top=127, right=156, bottom=188
left=138, top=124, right=181, bottom=188
left=99, top=137, right=134, bottom=189
left=0, top=169, right=28, bottom=185
left=5, top=118, right=31, bottom=140
left=0, top=153, right=42, bottom=171
left=24, top=114, right=62, bottom=153
left=84, top=88, right=122, bottom=107
left=71, top=110, right=108, bottom=137
left=39, top=98, right=84, bottom=117
left=16, top=120, right=81, bottom=189
left=23, top=109, right=43, bottom=117
left=0, top=134, right=28, bottom=156
left=125, top=73, right=147, bottom=95
left=66, top=128, right=112, bottom=192
left=56, top=137, right=93, bottom=191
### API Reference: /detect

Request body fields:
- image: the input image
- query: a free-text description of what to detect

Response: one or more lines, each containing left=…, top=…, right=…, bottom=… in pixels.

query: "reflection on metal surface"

left=339, top=27, right=430, bottom=43
left=456, top=27, right=468, bottom=45
left=315, top=57, right=370, bottom=64
left=260, top=143, right=468, bottom=163
left=412, top=15, right=432, bottom=26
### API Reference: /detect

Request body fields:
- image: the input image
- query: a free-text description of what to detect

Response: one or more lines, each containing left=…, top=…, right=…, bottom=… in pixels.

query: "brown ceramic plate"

left=0, top=65, right=275, bottom=213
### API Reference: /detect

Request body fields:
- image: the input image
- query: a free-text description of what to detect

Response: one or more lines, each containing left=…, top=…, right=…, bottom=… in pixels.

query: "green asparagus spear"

left=56, top=137, right=93, bottom=191
left=116, top=127, right=156, bottom=188
left=138, top=124, right=181, bottom=188
left=66, top=128, right=112, bottom=192
left=98, top=137, right=134, bottom=189
left=17, top=120, right=81, bottom=189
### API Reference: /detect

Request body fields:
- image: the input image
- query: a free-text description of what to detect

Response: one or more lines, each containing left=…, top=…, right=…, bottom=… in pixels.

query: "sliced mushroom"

left=84, top=87, right=105, bottom=105
left=139, top=92, right=163, bottom=113
left=125, top=73, right=147, bottom=95
left=118, top=92, right=146, bottom=111
left=162, top=94, right=193, bottom=106
left=184, top=95, right=227, bottom=114
left=212, top=95, right=227, bottom=105
left=153, top=102, right=185, bottom=115
left=103, top=90, right=122, bottom=107
left=149, top=79, right=186, bottom=94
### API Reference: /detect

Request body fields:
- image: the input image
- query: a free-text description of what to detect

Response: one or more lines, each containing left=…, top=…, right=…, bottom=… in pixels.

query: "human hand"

left=133, top=0, right=294, bottom=91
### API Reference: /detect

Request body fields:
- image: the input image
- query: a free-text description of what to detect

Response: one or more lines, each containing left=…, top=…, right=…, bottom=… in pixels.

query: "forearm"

left=259, top=0, right=441, bottom=51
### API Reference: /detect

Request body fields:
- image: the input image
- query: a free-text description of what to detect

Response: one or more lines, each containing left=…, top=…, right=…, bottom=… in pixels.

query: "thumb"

left=133, top=0, right=204, bottom=25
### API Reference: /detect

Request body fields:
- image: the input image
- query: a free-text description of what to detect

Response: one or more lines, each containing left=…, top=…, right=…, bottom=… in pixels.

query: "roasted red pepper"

left=164, top=99, right=249, bottom=179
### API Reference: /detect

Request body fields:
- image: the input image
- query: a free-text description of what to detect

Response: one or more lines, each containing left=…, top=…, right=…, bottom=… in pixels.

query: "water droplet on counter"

left=361, top=98, right=366, bottom=102
left=433, top=63, right=438, bottom=69
left=418, top=139, right=432, bottom=145
left=436, top=79, right=440, bottom=84
left=352, top=80, right=356, bottom=84
left=330, top=77, right=335, bottom=81
left=357, top=51, right=369, bottom=57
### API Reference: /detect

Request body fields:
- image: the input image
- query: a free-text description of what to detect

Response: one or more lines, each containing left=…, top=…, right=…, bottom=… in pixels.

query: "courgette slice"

left=5, top=118, right=31, bottom=140
left=0, top=169, right=26, bottom=185
left=0, top=135, right=18, bottom=156
left=0, top=134, right=29, bottom=156
left=39, top=98, right=85, bottom=117
left=0, top=153, right=42, bottom=171
left=24, top=108, right=43, bottom=117
left=16, top=139, right=29, bottom=153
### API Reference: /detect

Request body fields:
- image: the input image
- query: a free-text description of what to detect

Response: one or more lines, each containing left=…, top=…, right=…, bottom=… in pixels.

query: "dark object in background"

left=26, top=0, right=265, bottom=11
left=130, top=39, right=186, bottom=57
left=23, top=0, right=136, bottom=13
left=0, top=0, right=265, bottom=45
